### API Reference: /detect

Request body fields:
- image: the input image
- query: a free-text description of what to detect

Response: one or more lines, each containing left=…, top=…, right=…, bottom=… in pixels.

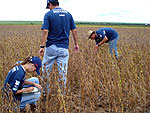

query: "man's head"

left=88, top=30, right=96, bottom=40
left=46, top=0, right=59, bottom=9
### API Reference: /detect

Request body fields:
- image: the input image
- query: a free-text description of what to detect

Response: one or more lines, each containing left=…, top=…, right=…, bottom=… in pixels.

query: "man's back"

left=41, top=7, right=76, bottom=49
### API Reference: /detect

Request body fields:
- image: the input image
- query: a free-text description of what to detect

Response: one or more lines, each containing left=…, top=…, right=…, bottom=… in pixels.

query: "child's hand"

left=34, top=83, right=42, bottom=90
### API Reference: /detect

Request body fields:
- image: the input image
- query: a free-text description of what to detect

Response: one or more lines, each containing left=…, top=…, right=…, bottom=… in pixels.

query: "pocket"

left=58, top=48, right=68, bottom=57
left=46, top=45, right=58, bottom=56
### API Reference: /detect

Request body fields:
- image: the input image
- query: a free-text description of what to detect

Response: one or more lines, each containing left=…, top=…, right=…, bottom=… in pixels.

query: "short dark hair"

left=51, top=1, right=59, bottom=6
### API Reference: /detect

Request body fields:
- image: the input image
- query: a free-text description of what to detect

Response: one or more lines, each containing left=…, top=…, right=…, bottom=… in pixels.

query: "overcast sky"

left=0, top=0, right=150, bottom=23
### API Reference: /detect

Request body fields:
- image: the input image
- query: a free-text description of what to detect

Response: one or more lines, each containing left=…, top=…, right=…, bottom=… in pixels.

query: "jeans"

left=42, top=45, right=69, bottom=90
left=108, top=36, right=119, bottom=58
left=20, top=77, right=41, bottom=109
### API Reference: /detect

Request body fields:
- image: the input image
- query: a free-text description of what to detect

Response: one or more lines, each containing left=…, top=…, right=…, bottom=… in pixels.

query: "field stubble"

left=0, top=25, right=150, bottom=113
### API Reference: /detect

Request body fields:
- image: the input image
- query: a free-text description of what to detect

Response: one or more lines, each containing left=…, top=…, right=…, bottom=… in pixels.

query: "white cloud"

left=0, top=0, right=47, bottom=21
left=0, top=0, right=150, bottom=23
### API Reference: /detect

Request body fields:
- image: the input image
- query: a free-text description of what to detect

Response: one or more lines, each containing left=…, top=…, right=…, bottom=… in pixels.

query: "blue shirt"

left=95, top=28, right=119, bottom=45
left=4, top=65, right=26, bottom=101
left=41, top=7, right=76, bottom=49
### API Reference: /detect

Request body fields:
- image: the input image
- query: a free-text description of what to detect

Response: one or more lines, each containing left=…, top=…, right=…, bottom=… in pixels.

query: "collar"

left=54, top=6, right=60, bottom=9
left=20, top=65, right=26, bottom=72
left=95, top=32, right=98, bottom=38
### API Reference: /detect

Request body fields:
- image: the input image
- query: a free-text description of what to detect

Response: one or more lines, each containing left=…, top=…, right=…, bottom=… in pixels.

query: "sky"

left=0, top=0, right=150, bottom=23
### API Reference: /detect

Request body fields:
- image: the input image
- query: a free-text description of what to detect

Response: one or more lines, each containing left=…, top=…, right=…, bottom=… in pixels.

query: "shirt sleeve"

left=98, top=31, right=105, bottom=39
left=11, top=70, right=24, bottom=94
left=95, top=40, right=99, bottom=45
left=95, top=31, right=105, bottom=45
left=95, top=36, right=103, bottom=45
left=70, top=14, right=76, bottom=30
left=41, top=13, right=50, bottom=30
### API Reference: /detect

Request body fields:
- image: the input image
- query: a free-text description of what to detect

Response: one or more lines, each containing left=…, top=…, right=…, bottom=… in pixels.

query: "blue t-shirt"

left=41, top=7, right=76, bottom=49
left=95, top=28, right=119, bottom=44
left=4, top=65, right=26, bottom=101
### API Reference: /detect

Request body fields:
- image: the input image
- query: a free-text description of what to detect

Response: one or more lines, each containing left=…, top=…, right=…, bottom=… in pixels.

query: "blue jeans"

left=42, top=45, right=69, bottom=90
left=20, top=77, right=41, bottom=109
left=108, top=36, right=119, bottom=58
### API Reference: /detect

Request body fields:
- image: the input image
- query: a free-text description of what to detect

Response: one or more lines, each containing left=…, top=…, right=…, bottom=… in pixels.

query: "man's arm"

left=39, top=29, right=48, bottom=56
left=94, top=36, right=108, bottom=53
left=71, top=29, right=79, bottom=52
left=97, top=36, right=108, bottom=46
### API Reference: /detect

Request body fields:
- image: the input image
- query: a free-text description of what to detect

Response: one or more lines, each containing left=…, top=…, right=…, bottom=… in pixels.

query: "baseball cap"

left=30, top=56, right=42, bottom=75
left=87, top=30, right=94, bottom=38
left=46, top=0, right=58, bottom=9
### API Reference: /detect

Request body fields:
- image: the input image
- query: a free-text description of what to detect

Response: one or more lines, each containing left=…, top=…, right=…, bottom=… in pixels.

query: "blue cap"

left=46, top=0, right=58, bottom=9
left=30, top=56, right=42, bottom=75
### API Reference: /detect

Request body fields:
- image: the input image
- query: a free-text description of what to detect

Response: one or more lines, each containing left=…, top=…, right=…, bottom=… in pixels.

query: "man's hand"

left=74, top=44, right=79, bottom=53
left=39, top=48, right=45, bottom=57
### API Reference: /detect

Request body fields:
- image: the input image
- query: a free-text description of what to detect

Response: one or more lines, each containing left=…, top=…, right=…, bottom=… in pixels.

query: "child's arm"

left=16, top=87, right=34, bottom=94
left=24, top=80, right=42, bottom=90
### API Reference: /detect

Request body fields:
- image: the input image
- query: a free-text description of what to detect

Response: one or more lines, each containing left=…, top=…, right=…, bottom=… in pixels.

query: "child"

left=3, top=56, right=42, bottom=110
left=88, top=28, right=119, bottom=59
